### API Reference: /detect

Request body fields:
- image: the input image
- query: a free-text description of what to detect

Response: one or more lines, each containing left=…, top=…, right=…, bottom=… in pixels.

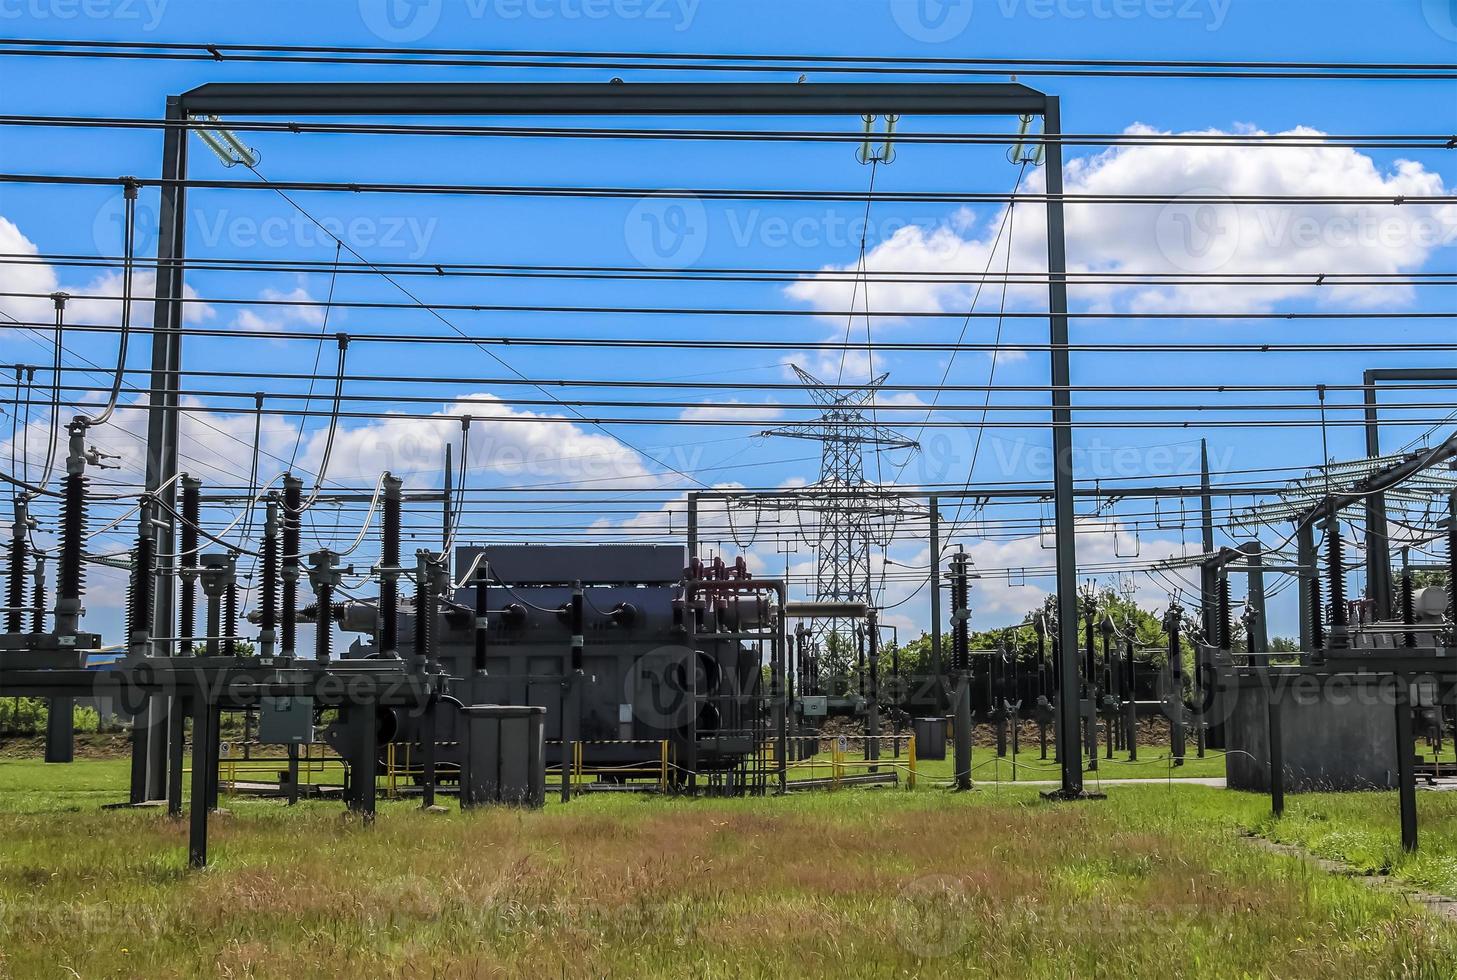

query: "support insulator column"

left=30, top=556, right=45, bottom=634
left=1326, top=518, right=1348, bottom=647
left=948, top=550, right=973, bottom=791
left=1401, top=547, right=1417, bottom=649
left=55, top=420, right=88, bottom=636
left=281, top=475, right=302, bottom=657
left=198, top=553, right=235, bottom=658
left=1309, top=573, right=1325, bottom=650
left=258, top=495, right=279, bottom=658
left=1448, top=491, right=1457, bottom=622
left=306, top=549, right=341, bottom=664
left=412, top=549, right=435, bottom=673
left=1217, top=570, right=1233, bottom=652
left=1165, top=602, right=1186, bottom=765
left=223, top=571, right=238, bottom=657
left=7, top=495, right=30, bottom=634
left=127, top=496, right=155, bottom=657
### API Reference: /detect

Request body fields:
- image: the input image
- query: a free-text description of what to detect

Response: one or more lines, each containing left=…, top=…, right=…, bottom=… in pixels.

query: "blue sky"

left=0, top=0, right=1454, bottom=648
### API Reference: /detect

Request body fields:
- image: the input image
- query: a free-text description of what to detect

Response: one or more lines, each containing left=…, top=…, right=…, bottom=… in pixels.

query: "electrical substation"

left=2, top=56, right=1455, bottom=885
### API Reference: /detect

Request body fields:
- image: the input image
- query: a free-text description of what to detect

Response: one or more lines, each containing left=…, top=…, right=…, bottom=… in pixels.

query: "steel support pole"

left=953, top=673, right=973, bottom=791
left=188, top=695, right=212, bottom=868
left=1363, top=370, right=1394, bottom=619
left=1199, top=440, right=1216, bottom=640
left=686, top=491, right=699, bottom=561
left=1043, top=97, right=1084, bottom=799
left=1267, top=685, right=1284, bottom=818
left=928, top=495, right=943, bottom=707
left=138, top=96, right=189, bottom=805
left=1395, top=677, right=1418, bottom=852
left=166, top=697, right=185, bottom=815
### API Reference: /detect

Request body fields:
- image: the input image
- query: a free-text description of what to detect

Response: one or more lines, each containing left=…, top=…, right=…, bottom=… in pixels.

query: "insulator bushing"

left=281, top=476, right=302, bottom=656
left=29, top=559, right=44, bottom=634
left=1401, top=566, right=1417, bottom=649
left=1327, top=524, right=1347, bottom=628
left=949, top=556, right=970, bottom=673
left=223, top=576, right=238, bottom=656
left=314, top=584, right=332, bottom=662
left=260, top=508, right=278, bottom=633
left=1448, top=492, right=1457, bottom=620
left=58, top=472, right=85, bottom=605
left=414, top=588, right=431, bottom=667
left=1309, top=573, right=1325, bottom=649
left=129, top=530, right=154, bottom=638
left=6, top=513, right=27, bottom=634
left=1217, top=573, right=1232, bottom=651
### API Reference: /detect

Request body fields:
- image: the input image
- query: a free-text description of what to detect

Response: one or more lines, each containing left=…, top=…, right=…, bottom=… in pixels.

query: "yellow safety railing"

left=207, top=742, right=348, bottom=793
left=778, top=734, right=919, bottom=789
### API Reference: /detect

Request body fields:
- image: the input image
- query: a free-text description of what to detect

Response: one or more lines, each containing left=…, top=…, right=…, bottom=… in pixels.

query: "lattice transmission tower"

left=763, top=365, right=918, bottom=660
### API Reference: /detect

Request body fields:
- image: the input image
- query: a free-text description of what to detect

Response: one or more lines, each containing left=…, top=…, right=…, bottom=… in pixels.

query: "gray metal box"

left=258, top=697, right=315, bottom=745
left=799, top=695, right=828, bottom=718
left=461, top=704, right=547, bottom=807
left=913, top=717, right=948, bottom=760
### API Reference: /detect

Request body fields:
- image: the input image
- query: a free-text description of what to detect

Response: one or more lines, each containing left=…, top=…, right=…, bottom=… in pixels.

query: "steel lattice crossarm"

left=1230, top=445, right=1457, bottom=534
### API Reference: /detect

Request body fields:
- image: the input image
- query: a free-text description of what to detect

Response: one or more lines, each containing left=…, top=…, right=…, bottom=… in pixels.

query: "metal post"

left=563, top=580, right=584, bottom=802
left=442, top=442, right=452, bottom=554
left=1363, top=370, right=1394, bottom=620
left=686, top=491, right=699, bottom=560
left=286, top=743, right=299, bottom=805
left=147, top=96, right=187, bottom=655
left=953, top=675, right=973, bottom=791
left=188, top=695, right=212, bottom=868
left=1167, top=604, right=1186, bottom=766
left=776, top=598, right=788, bottom=792
left=867, top=608, right=880, bottom=772
left=166, top=698, right=185, bottom=815
left=356, top=705, right=378, bottom=824
left=949, top=552, right=973, bottom=791
left=1395, top=677, right=1418, bottom=852
left=1199, top=440, right=1216, bottom=640
left=1043, top=97, right=1084, bottom=799
left=1267, top=684, right=1284, bottom=817
left=1124, top=636, right=1138, bottom=761
left=928, top=495, right=943, bottom=707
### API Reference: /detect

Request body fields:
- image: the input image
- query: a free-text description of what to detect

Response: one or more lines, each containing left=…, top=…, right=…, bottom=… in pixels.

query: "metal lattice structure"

left=763, top=366, right=917, bottom=657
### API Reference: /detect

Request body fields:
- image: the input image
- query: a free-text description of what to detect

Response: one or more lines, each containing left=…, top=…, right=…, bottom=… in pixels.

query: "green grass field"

left=3, top=756, right=1457, bottom=978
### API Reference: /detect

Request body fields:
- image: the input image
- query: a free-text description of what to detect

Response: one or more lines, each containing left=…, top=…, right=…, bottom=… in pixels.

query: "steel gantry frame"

left=143, top=80, right=1086, bottom=798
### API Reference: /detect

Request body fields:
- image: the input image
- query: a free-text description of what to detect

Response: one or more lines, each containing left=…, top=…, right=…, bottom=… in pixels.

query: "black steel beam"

left=1043, top=96, right=1084, bottom=799
left=177, top=82, right=1049, bottom=117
